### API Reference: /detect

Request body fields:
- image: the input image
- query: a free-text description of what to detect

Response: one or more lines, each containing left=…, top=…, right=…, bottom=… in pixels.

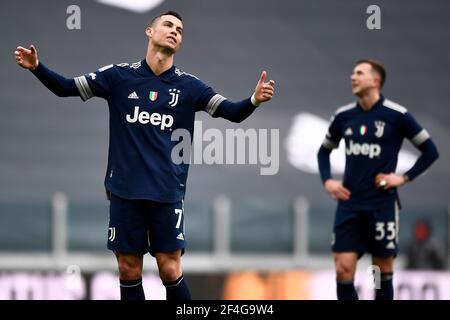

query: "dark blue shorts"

left=332, top=200, right=400, bottom=258
left=107, top=193, right=186, bottom=256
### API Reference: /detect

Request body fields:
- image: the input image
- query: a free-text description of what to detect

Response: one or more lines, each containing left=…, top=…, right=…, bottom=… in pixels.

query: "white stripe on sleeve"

left=74, top=76, right=94, bottom=101
left=411, top=129, right=430, bottom=146
left=322, top=137, right=339, bottom=150
left=205, top=94, right=226, bottom=115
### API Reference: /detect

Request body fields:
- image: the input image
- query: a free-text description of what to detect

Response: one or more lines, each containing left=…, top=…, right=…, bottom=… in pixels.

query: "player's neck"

left=358, top=91, right=380, bottom=111
left=145, top=49, right=174, bottom=76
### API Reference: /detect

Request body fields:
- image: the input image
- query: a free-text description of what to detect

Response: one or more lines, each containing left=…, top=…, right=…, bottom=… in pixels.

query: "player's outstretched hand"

left=15, top=45, right=39, bottom=70
left=253, top=71, right=275, bottom=105
left=375, top=173, right=406, bottom=190
left=324, top=179, right=351, bottom=201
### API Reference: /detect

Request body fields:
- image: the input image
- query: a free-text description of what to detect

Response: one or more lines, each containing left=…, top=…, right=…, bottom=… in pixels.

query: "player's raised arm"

left=14, top=44, right=80, bottom=98
left=206, top=71, right=275, bottom=123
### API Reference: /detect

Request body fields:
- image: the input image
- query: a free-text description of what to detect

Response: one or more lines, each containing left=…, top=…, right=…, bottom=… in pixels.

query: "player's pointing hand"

left=15, top=44, right=39, bottom=70
left=252, top=71, right=275, bottom=106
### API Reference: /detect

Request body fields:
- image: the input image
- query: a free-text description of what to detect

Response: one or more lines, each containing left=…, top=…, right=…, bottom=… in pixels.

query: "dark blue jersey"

left=73, top=60, right=227, bottom=202
left=321, top=96, right=431, bottom=209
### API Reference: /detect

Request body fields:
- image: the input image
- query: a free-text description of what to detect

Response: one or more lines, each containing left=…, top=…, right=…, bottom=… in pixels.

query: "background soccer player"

left=14, top=11, right=275, bottom=300
left=317, top=59, right=439, bottom=300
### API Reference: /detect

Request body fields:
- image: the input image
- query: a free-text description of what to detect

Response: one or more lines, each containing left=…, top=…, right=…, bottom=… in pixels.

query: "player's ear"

left=374, top=75, right=381, bottom=89
left=145, top=26, right=153, bottom=38
left=371, top=70, right=381, bottom=89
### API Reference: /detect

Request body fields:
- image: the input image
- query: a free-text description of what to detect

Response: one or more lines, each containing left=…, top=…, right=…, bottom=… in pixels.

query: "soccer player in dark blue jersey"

left=317, top=60, right=439, bottom=300
left=15, top=11, right=275, bottom=300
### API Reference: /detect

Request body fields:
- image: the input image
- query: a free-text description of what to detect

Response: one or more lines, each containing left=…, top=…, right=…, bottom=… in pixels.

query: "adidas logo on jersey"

left=346, top=140, right=381, bottom=159
left=126, top=106, right=174, bottom=130
left=176, top=232, right=185, bottom=241
left=128, top=91, right=139, bottom=99
left=345, top=128, right=353, bottom=136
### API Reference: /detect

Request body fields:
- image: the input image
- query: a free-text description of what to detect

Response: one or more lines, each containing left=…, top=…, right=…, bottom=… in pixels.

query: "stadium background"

left=0, top=0, right=449, bottom=299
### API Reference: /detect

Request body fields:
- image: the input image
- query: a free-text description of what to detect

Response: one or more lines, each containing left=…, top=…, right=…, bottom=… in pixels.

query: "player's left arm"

left=199, top=71, right=275, bottom=123
left=375, top=112, right=439, bottom=189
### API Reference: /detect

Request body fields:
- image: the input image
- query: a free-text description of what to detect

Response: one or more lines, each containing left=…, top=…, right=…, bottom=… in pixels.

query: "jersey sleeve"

left=322, top=114, right=342, bottom=150
left=73, top=64, right=116, bottom=101
left=400, top=112, right=431, bottom=147
left=190, top=77, right=256, bottom=122
left=191, top=78, right=225, bottom=115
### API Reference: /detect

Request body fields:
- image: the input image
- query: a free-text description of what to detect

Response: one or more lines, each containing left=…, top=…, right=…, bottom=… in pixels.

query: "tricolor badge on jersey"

left=359, top=125, right=367, bottom=135
left=149, top=91, right=158, bottom=101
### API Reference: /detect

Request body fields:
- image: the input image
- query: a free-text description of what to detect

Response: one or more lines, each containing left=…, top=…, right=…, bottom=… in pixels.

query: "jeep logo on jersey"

left=169, top=88, right=180, bottom=107
left=126, top=106, right=174, bottom=130
left=149, top=91, right=158, bottom=101
left=346, top=140, right=381, bottom=159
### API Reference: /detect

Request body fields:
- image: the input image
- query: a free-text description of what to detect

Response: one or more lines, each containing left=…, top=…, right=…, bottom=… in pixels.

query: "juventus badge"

left=169, top=88, right=180, bottom=107
left=108, top=227, right=116, bottom=242
left=374, top=121, right=385, bottom=138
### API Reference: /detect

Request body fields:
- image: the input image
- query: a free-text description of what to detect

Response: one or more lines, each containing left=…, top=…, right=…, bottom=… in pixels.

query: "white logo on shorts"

left=386, top=241, right=396, bottom=249
left=108, top=227, right=116, bottom=242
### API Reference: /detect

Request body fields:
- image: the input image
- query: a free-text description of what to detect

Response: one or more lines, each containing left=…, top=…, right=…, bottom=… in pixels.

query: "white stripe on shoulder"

left=383, top=99, right=408, bottom=114
left=98, top=64, right=114, bottom=72
left=116, top=62, right=130, bottom=68
left=129, top=61, right=142, bottom=69
left=335, top=102, right=357, bottom=115
left=175, top=68, right=200, bottom=80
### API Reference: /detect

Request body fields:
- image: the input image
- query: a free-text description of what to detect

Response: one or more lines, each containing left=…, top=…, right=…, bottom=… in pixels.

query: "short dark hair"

left=356, top=59, right=386, bottom=88
left=150, top=11, right=183, bottom=26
